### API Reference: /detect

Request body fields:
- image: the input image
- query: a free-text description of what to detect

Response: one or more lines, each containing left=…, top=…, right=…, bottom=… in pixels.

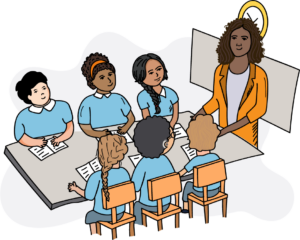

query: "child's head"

left=133, top=116, right=175, bottom=158
left=98, top=135, right=128, bottom=201
left=16, top=71, right=50, bottom=105
left=187, top=115, right=220, bottom=152
left=81, top=53, right=116, bottom=91
left=132, top=53, right=168, bottom=114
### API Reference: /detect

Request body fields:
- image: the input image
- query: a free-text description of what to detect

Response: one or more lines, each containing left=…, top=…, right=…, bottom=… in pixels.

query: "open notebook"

left=76, top=157, right=102, bottom=181
left=28, top=138, right=68, bottom=160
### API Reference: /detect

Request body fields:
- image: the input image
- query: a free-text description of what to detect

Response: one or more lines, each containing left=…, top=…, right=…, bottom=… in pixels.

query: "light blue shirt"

left=131, top=155, right=175, bottom=207
left=14, top=100, right=73, bottom=141
left=185, top=153, right=221, bottom=191
left=78, top=93, right=131, bottom=129
left=137, top=86, right=178, bottom=117
left=85, top=168, right=130, bottom=215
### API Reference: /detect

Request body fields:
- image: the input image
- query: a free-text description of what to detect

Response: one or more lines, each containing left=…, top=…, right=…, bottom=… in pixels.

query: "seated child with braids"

left=179, top=115, right=221, bottom=213
left=68, top=135, right=130, bottom=234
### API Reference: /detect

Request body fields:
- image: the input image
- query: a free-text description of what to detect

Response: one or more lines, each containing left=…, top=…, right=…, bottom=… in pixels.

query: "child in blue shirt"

left=79, top=53, right=135, bottom=138
left=68, top=135, right=130, bottom=235
left=131, top=116, right=176, bottom=225
left=132, top=53, right=179, bottom=128
left=179, top=115, right=222, bottom=213
left=14, top=71, right=74, bottom=147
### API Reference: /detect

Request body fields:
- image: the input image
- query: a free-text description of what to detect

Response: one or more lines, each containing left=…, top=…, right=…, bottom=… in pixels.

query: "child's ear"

left=27, top=95, right=32, bottom=101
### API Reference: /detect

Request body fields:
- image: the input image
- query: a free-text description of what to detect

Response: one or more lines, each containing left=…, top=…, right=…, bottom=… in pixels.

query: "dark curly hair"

left=216, top=18, right=265, bottom=64
left=133, top=116, right=170, bottom=158
left=81, top=53, right=115, bottom=90
left=16, top=71, right=48, bottom=104
left=132, top=53, right=168, bottom=114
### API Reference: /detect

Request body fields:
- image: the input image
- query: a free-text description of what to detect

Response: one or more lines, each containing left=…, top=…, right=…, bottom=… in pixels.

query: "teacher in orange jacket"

left=192, top=18, right=268, bottom=147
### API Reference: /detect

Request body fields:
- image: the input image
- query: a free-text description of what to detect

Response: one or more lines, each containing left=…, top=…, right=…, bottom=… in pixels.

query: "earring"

left=162, top=140, right=168, bottom=148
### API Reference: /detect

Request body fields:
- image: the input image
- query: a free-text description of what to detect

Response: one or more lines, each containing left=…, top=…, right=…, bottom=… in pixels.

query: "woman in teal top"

left=132, top=53, right=179, bottom=128
left=68, top=135, right=129, bottom=235
left=79, top=53, right=135, bottom=138
left=131, top=116, right=176, bottom=225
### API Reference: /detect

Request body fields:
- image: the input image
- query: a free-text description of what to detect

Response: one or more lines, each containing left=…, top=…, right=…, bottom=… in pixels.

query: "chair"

left=96, top=181, right=136, bottom=239
left=142, top=172, right=182, bottom=231
left=188, top=159, right=228, bottom=224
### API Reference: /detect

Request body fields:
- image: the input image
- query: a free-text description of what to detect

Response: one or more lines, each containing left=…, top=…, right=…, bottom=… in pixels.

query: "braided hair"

left=132, top=53, right=168, bottom=114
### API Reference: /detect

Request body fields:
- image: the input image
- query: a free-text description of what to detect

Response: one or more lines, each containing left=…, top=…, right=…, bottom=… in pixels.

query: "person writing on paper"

left=68, top=135, right=130, bottom=235
left=14, top=71, right=74, bottom=147
left=79, top=53, right=135, bottom=138
left=131, top=116, right=175, bottom=225
left=179, top=115, right=221, bottom=213
left=192, top=18, right=268, bottom=147
left=133, top=53, right=179, bottom=128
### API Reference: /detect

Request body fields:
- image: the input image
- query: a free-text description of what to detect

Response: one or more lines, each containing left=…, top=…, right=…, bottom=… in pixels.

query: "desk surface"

left=4, top=111, right=262, bottom=210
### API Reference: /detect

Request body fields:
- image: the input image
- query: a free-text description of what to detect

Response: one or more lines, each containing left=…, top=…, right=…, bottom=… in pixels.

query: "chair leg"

left=142, top=214, right=147, bottom=227
left=188, top=200, right=193, bottom=218
left=96, top=222, right=101, bottom=235
left=222, top=198, right=227, bottom=218
left=129, top=222, right=135, bottom=237
left=157, top=220, right=163, bottom=231
left=204, top=205, right=209, bottom=224
left=112, top=228, right=117, bottom=239
left=175, top=213, right=179, bottom=228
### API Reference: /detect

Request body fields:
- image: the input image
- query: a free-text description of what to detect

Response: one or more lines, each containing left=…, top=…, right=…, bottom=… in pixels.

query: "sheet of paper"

left=76, top=163, right=94, bottom=181
left=111, top=131, right=133, bottom=143
left=129, top=154, right=143, bottom=166
left=29, top=146, right=54, bottom=161
left=90, top=157, right=102, bottom=172
left=174, top=123, right=188, bottom=139
left=181, top=143, right=197, bottom=160
left=46, top=138, right=68, bottom=153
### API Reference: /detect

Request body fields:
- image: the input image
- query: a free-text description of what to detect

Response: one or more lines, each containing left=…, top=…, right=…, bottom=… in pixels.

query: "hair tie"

left=91, top=60, right=106, bottom=78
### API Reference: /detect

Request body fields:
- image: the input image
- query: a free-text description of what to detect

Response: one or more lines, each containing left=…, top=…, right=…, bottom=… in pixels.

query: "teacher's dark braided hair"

left=132, top=53, right=168, bottom=114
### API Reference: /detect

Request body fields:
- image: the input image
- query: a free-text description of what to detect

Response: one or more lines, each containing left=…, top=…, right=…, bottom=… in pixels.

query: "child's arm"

left=117, top=110, right=135, bottom=134
left=179, top=168, right=187, bottom=176
left=68, top=181, right=84, bottom=197
left=170, top=102, right=179, bottom=129
left=131, top=164, right=145, bottom=192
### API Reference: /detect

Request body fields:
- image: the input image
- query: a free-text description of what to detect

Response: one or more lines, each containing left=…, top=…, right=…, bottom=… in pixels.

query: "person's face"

left=93, top=69, right=116, bottom=92
left=143, top=59, right=164, bottom=87
left=230, top=27, right=251, bottom=57
left=28, top=82, right=50, bottom=106
left=162, top=127, right=175, bottom=155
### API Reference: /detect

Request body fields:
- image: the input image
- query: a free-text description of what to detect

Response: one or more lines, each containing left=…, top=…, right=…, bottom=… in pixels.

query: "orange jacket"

left=203, top=63, right=268, bottom=147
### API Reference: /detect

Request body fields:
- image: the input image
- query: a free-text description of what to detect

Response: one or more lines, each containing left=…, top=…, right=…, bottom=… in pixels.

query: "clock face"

left=242, top=6, right=264, bottom=33
left=238, top=1, right=268, bottom=39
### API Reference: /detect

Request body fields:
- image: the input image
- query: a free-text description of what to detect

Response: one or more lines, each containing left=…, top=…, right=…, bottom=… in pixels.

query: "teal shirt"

left=131, top=155, right=175, bottom=207
left=85, top=168, right=130, bottom=215
left=14, top=100, right=73, bottom=141
left=137, top=86, right=178, bottom=117
left=185, top=153, right=221, bottom=191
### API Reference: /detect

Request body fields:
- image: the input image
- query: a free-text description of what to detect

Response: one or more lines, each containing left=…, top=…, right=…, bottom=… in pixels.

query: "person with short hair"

left=14, top=71, right=74, bottom=147
left=79, top=53, right=135, bottom=138
left=131, top=116, right=175, bottom=225
left=179, top=115, right=221, bottom=213
left=132, top=53, right=179, bottom=128
left=68, top=135, right=130, bottom=235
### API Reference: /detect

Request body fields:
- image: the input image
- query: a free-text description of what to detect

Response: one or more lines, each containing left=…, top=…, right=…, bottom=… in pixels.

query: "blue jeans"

left=182, top=182, right=220, bottom=202
left=134, top=201, right=170, bottom=225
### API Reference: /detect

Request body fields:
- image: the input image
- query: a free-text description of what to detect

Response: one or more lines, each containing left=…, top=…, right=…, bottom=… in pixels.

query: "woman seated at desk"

left=179, top=115, right=221, bottom=213
left=79, top=53, right=135, bottom=138
left=131, top=116, right=175, bottom=225
left=68, top=135, right=130, bottom=235
left=132, top=53, right=179, bottom=128
left=14, top=71, right=74, bottom=147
